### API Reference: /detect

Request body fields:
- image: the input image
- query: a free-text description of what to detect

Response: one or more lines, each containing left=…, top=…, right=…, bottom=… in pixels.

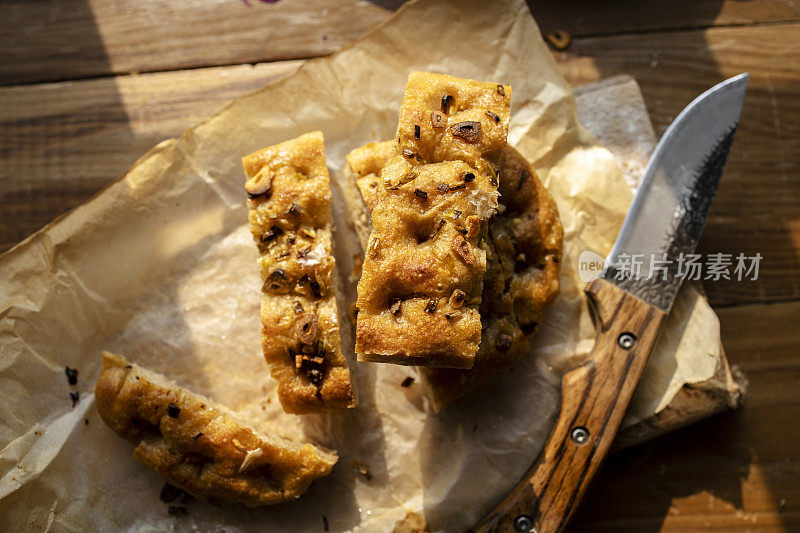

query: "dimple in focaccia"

left=244, top=131, right=355, bottom=413
left=355, top=72, right=512, bottom=369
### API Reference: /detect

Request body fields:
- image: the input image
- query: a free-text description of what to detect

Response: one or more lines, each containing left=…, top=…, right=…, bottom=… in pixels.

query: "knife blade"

left=605, top=72, right=749, bottom=311
left=475, top=73, right=748, bottom=533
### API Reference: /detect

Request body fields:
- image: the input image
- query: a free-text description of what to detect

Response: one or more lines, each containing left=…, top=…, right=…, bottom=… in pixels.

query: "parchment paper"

left=0, top=0, right=725, bottom=531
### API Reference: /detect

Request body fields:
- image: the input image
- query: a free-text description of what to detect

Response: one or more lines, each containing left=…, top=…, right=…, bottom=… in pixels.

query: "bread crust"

left=94, top=351, right=337, bottom=507
left=343, top=141, right=394, bottom=248
left=243, top=131, right=356, bottom=413
left=355, top=72, right=512, bottom=369
left=347, top=142, right=563, bottom=411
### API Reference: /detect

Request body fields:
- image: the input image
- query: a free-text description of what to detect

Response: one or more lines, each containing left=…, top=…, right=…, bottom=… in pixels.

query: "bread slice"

left=342, top=140, right=394, bottom=249
left=94, top=352, right=337, bottom=507
left=355, top=72, right=511, bottom=369
left=420, top=147, right=563, bottom=410
left=243, top=131, right=356, bottom=413
left=346, top=142, right=562, bottom=411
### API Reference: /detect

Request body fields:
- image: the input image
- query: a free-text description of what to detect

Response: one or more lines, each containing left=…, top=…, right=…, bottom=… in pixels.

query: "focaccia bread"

left=243, top=131, right=355, bottom=413
left=343, top=140, right=393, bottom=248
left=491, top=146, right=562, bottom=333
left=355, top=72, right=512, bottom=369
left=345, top=142, right=563, bottom=411
left=94, top=352, right=337, bottom=507
left=421, top=147, right=562, bottom=410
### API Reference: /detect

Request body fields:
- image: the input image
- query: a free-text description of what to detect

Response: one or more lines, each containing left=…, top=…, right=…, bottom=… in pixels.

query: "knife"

left=475, top=73, right=749, bottom=533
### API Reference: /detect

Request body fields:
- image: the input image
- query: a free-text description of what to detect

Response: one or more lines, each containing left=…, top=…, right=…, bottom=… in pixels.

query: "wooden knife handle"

left=475, top=278, right=666, bottom=533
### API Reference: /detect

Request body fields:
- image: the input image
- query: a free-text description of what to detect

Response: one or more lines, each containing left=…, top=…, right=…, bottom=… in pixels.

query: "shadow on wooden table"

left=571, top=410, right=754, bottom=532
left=0, top=0, right=133, bottom=253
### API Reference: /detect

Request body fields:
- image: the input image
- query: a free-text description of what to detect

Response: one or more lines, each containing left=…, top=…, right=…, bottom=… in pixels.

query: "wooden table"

left=1, top=1, right=797, bottom=530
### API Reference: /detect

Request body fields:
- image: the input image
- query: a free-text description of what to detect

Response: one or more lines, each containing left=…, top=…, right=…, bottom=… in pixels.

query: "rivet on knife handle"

left=475, top=278, right=666, bottom=533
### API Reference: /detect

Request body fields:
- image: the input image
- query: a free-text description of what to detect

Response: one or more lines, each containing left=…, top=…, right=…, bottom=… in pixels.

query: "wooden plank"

left=0, top=61, right=300, bottom=252
left=572, top=300, right=800, bottom=532
left=554, top=22, right=800, bottom=306
left=2, top=24, right=798, bottom=303
left=0, top=0, right=400, bottom=85
left=3, top=0, right=800, bottom=85
left=532, top=0, right=800, bottom=38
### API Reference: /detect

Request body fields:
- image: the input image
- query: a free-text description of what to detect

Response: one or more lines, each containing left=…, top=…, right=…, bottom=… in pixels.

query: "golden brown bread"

left=355, top=72, right=512, bottom=369
left=420, top=147, right=562, bottom=410
left=346, top=142, right=563, bottom=411
left=343, top=141, right=394, bottom=248
left=243, top=131, right=356, bottom=413
left=94, top=352, right=337, bottom=507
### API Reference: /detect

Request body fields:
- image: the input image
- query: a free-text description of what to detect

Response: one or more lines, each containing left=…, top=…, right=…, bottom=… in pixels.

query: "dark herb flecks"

left=517, top=170, right=527, bottom=190
left=287, top=203, right=303, bottom=216
left=296, top=351, right=325, bottom=387
left=269, top=268, right=288, bottom=280
left=69, top=391, right=79, bottom=407
left=450, top=121, right=481, bottom=143
left=309, top=279, right=322, bottom=299
left=261, top=225, right=284, bottom=243
left=431, top=218, right=446, bottom=239
left=424, top=298, right=438, bottom=314
left=431, top=111, right=447, bottom=128
left=450, top=289, right=466, bottom=308
left=167, top=403, right=181, bottom=418
left=441, top=94, right=455, bottom=113
left=65, top=366, right=78, bottom=385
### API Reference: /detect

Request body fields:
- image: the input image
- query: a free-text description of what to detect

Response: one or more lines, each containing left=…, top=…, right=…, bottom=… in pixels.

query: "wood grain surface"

left=0, top=62, right=299, bottom=250
left=0, top=0, right=401, bottom=85
left=1, top=1, right=798, bottom=531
